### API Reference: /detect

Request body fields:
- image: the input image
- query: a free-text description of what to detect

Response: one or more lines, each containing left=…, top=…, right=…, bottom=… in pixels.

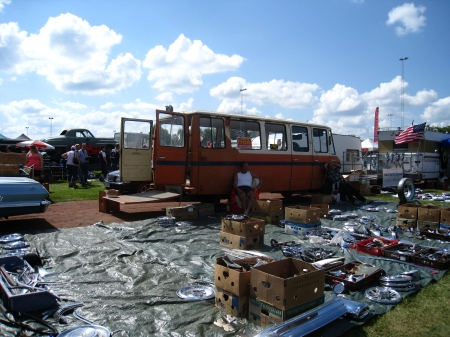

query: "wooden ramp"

left=99, top=190, right=180, bottom=212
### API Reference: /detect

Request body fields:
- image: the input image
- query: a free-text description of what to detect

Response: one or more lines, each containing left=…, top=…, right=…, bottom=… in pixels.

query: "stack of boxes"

left=396, top=203, right=421, bottom=231
left=417, top=205, right=440, bottom=231
left=214, top=256, right=274, bottom=318
left=248, top=258, right=325, bottom=328
left=219, top=217, right=265, bottom=250
left=441, top=208, right=450, bottom=231
left=251, top=199, right=283, bottom=224
left=283, top=206, right=322, bottom=235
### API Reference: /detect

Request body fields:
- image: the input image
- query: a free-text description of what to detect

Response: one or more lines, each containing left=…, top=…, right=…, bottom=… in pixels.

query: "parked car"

left=103, top=170, right=153, bottom=194
left=0, top=177, right=51, bottom=218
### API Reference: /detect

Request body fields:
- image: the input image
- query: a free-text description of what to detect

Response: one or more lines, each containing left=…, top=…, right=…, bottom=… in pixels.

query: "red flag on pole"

left=374, top=107, right=379, bottom=143
left=394, top=122, right=426, bottom=144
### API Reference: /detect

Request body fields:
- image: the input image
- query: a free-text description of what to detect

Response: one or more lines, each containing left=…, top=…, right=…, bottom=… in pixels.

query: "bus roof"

left=158, top=109, right=332, bottom=130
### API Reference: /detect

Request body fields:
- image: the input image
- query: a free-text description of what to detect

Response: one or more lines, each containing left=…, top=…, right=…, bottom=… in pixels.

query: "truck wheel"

left=137, top=182, right=153, bottom=193
left=397, top=178, right=415, bottom=203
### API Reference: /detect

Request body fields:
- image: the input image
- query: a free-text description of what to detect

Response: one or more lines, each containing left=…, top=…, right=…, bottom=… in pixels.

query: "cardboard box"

left=396, top=217, right=417, bottom=230
left=310, top=204, right=329, bottom=218
left=215, top=287, right=249, bottom=318
left=284, top=206, right=320, bottom=224
left=345, top=170, right=364, bottom=182
left=284, top=221, right=322, bottom=235
left=397, top=203, right=421, bottom=220
left=248, top=295, right=325, bottom=328
left=250, top=258, right=325, bottom=310
left=310, top=194, right=333, bottom=204
left=221, top=218, right=266, bottom=236
left=214, top=256, right=275, bottom=296
left=252, top=213, right=283, bottom=225
left=360, top=185, right=372, bottom=196
left=219, top=231, right=264, bottom=250
left=196, top=203, right=215, bottom=216
left=0, top=164, right=19, bottom=175
left=440, top=209, right=450, bottom=224
left=418, top=206, right=440, bottom=222
left=251, top=199, right=283, bottom=215
left=0, top=153, right=26, bottom=164
left=417, top=220, right=439, bottom=231
left=166, top=205, right=198, bottom=221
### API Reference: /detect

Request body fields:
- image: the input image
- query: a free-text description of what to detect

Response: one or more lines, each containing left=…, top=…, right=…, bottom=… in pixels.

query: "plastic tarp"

left=0, top=200, right=448, bottom=336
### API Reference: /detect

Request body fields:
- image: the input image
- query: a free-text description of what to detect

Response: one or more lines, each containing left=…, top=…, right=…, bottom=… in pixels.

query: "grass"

left=45, top=183, right=450, bottom=336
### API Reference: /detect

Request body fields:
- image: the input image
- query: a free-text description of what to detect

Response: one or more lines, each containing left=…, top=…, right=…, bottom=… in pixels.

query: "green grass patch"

left=47, top=179, right=106, bottom=203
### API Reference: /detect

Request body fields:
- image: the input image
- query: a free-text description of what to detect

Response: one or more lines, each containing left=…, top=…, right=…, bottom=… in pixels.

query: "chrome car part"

left=58, top=325, right=111, bottom=337
left=2, top=240, right=30, bottom=250
left=0, top=233, right=24, bottom=244
left=365, top=287, right=402, bottom=304
left=255, top=296, right=369, bottom=337
left=176, top=284, right=215, bottom=300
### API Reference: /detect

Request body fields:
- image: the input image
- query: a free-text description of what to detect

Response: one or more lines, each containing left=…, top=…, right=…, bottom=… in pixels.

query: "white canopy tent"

left=361, top=138, right=378, bottom=152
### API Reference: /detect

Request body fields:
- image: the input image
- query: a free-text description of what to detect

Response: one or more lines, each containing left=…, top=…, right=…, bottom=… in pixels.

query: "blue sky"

left=1, top=0, right=449, bottom=141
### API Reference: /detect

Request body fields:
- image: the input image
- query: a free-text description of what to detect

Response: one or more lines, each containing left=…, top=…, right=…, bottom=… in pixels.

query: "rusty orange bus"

left=116, top=109, right=340, bottom=202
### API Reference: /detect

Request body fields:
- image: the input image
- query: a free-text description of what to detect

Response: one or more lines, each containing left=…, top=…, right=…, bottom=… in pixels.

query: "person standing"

left=62, top=146, right=80, bottom=188
left=26, top=145, right=43, bottom=180
left=233, top=161, right=262, bottom=216
left=78, top=143, right=89, bottom=187
left=110, top=143, right=120, bottom=170
left=99, top=146, right=108, bottom=182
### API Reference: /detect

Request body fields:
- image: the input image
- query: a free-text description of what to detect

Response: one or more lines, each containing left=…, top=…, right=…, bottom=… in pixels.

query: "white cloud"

left=143, top=34, right=244, bottom=94
left=179, top=98, right=194, bottom=111
left=155, top=92, right=174, bottom=102
left=58, top=101, right=88, bottom=109
left=0, top=0, right=11, bottom=12
left=211, top=76, right=319, bottom=110
left=100, top=102, right=118, bottom=110
left=386, top=3, right=426, bottom=36
left=0, top=77, right=2, bottom=85
left=314, top=84, right=363, bottom=117
left=421, top=97, right=450, bottom=127
left=1, top=13, right=142, bottom=95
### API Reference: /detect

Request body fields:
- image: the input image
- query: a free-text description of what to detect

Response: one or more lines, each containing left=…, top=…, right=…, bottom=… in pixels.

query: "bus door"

left=290, top=125, right=312, bottom=191
left=154, top=110, right=188, bottom=193
left=311, top=127, right=330, bottom=189
left=195, top=116, right=228, bottom=195
left=120, top=118, right=153, bottom=184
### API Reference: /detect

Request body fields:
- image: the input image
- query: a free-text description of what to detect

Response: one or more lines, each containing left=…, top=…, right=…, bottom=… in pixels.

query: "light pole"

left=26, top=126, right=29, bottom=137
left=399, top=57, right=408, bottom=130
left=388, top=114, right=394, bottom=128
left=49, top=117, right=54, bottom=136
left=240, top=88, right=247, bottom=114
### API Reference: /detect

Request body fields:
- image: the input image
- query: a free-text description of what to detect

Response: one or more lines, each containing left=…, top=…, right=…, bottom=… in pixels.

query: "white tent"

left=361, top=138, right=378, bottom=151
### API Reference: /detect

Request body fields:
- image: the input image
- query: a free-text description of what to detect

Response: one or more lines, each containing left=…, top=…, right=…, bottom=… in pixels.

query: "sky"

left=1, top=0, right=449, bottom=141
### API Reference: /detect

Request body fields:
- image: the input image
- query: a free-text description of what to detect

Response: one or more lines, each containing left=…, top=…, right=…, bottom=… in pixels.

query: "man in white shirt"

left=233, top=161, right=262, bottom=215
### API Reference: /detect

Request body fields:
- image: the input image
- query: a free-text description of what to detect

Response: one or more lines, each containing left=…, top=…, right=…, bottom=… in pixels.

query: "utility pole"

left=399, top=57, right=408, bottom=130
left=240, top=88, right=247, bottom=114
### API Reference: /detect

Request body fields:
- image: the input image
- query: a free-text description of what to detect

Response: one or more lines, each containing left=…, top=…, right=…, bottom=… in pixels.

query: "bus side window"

left=265, top=123, right=287, bottom=151
left=313, top=128, right=328, bottom=153
left=292, top=126, right=309, bottom=152
left=230, top=120, right=261, bottom=149
left=199, top=117, right=225, bottom=149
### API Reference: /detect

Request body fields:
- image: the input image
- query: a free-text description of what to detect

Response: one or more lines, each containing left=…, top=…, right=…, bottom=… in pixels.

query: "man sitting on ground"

left=233, top=161, right=262, bottom=215
left=324, top=161, right=373, bottom=206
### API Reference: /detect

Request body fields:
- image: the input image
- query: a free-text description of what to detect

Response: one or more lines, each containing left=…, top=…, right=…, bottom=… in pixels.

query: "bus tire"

left=441, top=149, right=449, bottom=169
left=397, top=178, right=415, bottom=203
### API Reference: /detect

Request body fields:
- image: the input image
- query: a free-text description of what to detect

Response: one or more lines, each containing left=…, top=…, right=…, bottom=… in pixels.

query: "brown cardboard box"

left=250, top=258, right=325, bottom=310
left=0, top=164, right=19, bottom=175
left=284, top=206, right=320, bottom=224
left=310, top=194, right=333, bottom=204
left=0, top=153, right=26, bottom=164
left=251, top=199, right=283, bottom=215
left=345, top=169, right=365, bottom=182
left=166, top=205, right=198, bottom=221
left=440, top=208, right=450, bottom=224
left=360, top=185, right=372, bottom=196
left=398, top=203, right=421, bottom=220
left=215, top=287, right=249, bottom=318
left=418, top=205, right=440, bottom=222
left=219, top=231, right=264, bottom=250
left=196, top=203, right=215, bottom=216
left=310, top=204, right=329, bottom=218
left=214, top=256, right=275, bottom=296
left=248, top=295, right=325, bottom=328
left=221, top=218, right=266, bottom=236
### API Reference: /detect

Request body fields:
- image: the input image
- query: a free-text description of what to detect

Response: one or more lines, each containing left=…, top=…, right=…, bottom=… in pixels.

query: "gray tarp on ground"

left=0, top=200, right=448, bottom=336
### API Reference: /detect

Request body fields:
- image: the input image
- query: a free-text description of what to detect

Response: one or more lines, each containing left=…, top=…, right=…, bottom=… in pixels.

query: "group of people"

left=61, top=143, right=120, bottom=188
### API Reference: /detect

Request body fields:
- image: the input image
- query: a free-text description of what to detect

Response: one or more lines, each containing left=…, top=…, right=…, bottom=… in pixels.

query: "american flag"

left=394, top=122, right=426, bottom=144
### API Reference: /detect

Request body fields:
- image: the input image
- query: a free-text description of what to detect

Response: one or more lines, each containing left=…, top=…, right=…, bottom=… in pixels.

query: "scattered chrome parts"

left=176, top=284, right=215, bottom=301
left=224, top=214, right=249, bottom=221
left=58, top=325, right=111, bottom=337
left=2, top=240, right=30, bottom=250
left=328, top=209, right=342, bottom=216
left=176, top=221, right=193, bottom=227
left=157, top=216, right=176, bottom=227
left=365, top=287, right=402, bottom=304
left=0, top=233, right=24, bottom=244
left=255, top=296, right=369, bottom=337
left=73, top=309, right=97, bottom=325
left=312, top=257, right=345, bottom=270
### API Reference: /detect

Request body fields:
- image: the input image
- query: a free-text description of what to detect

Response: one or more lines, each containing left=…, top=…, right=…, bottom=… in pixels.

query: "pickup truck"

left=41, top=129, right=116, bottom=163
